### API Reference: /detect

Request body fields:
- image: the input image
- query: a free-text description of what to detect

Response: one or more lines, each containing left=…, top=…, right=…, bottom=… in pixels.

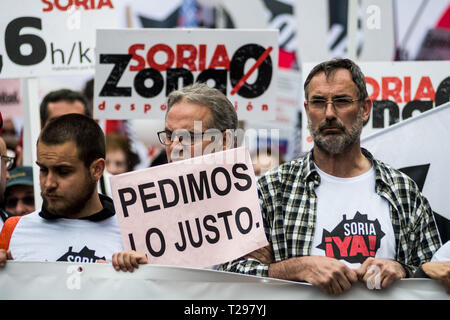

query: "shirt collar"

left=360, top=148, right=392, bottom=190
left=39, top=194, right=116, bottom=221
left=302, top=149, right=319, bottom=184
left=301, top=147, right=387, bottom=187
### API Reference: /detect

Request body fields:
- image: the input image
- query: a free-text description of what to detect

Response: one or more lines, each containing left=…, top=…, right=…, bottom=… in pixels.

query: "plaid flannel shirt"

left=219, top=148, right=442, bottom=277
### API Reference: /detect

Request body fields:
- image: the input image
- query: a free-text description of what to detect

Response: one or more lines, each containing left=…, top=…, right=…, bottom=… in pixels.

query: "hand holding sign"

left=112, top=250, right=148, bottom=272
left=269, top=255, right=358, bottom=295
left=356, top=257, right=407, bottom=289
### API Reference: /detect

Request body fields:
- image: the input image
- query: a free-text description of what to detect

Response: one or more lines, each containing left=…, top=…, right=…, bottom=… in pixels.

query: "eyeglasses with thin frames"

left=157, top=129, right=225, bottom=147
left=306, top=98, right=362, bottom=111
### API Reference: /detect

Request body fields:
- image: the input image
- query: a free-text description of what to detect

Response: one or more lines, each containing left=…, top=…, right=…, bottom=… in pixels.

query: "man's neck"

left=79, top=191, right=103, bottom=219
left=312, top=143, right=372, bottom=178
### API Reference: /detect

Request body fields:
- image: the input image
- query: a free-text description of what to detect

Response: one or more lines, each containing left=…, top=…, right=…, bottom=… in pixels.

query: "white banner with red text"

left=93, top=28, right=278, bottom=120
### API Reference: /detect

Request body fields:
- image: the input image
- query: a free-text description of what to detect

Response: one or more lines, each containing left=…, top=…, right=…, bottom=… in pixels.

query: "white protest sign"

left=362, top=102, right=450, bottom=221
left=294, top=0, right=395, bottom=64
left=301, top=60, right=450, bottom=152
left=0, top=0, right=118, bottom=78
left=274, top=69, right=302, bottom=128
left=93, top=28, right=278, bottom=120
left=110, top=147, right=269, bottom=268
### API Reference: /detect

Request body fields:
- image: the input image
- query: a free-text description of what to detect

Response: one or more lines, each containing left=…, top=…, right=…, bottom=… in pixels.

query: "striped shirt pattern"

left=219, top=148, right=442, bottom=277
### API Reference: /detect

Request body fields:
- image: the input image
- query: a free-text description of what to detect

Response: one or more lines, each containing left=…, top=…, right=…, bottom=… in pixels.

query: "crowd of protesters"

left=0, top=58, right=449, bottom=296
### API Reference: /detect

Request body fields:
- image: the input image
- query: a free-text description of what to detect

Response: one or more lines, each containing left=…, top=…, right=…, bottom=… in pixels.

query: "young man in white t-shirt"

left=220, top=58, right=442, bottom=295
left=0, top=114, right=123, bottom=266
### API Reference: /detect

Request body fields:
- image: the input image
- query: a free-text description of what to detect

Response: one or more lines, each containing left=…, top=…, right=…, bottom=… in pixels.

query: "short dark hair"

left=40, top=89, right=91, bottom=128
left=304, top=58, right=369, bottom=101
left=167, top=82, right=238, bottom=131
left=82, top=78, right=94, bottom=102
left=38, top=113, right=105, bottom=168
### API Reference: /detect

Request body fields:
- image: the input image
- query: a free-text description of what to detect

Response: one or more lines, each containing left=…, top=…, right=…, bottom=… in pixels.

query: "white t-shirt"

left=9, top=211, right=124, bottom=263
left=310, top=165, right=396, bottom=269
left=431, top=241, right=450, bottom=261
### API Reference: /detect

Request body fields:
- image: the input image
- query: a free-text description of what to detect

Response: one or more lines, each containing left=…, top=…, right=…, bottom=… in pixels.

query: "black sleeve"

left=413, top=265, right=431, bottom=279
left=0, top=209, right=9, bottom=223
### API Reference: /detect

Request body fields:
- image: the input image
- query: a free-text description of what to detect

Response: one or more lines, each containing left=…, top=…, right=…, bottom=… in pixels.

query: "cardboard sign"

left=301, top=60, right=450, bottom=151
left=93, top=28, right=278, bottom=120
left=0, top=0, right=118, bottom=78
left=110, top=147, right=269, bottom=268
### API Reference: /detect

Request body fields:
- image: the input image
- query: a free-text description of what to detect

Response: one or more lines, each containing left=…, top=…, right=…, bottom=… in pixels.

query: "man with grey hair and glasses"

left=219, top=58, right=442, bottom=295
left=157, top=82, right=238, bottom=163
left=111, top=82, right=248, bottom=271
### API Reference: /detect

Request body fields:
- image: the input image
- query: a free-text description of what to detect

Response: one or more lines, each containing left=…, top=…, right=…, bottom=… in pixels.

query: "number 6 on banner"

left=5, top=17, right=46, bottom=66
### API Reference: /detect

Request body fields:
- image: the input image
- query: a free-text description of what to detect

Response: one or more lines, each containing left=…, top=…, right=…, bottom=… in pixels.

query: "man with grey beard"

left=219, top=58, right=442, bottom=295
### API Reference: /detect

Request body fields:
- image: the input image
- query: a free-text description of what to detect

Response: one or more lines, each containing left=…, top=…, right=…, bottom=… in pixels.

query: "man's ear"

left=362, top=98, right=373, bottom=123
left=90, top=158, right=105, bottom=181
left=222, top=129, right=234, bottom=150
